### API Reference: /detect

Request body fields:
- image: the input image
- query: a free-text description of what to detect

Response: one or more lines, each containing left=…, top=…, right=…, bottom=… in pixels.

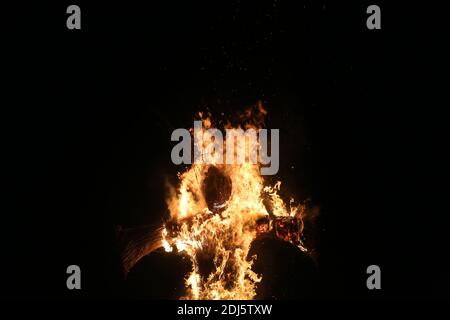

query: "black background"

left=2, top=1, right=448, bottom=300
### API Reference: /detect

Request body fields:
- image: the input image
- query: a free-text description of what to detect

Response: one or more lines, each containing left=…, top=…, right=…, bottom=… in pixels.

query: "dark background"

left=2, top=1, right=448, bottom=299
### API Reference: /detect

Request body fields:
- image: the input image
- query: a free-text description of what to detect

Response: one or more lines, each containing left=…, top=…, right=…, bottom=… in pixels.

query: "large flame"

left=162, top=104, right=306, bottom=300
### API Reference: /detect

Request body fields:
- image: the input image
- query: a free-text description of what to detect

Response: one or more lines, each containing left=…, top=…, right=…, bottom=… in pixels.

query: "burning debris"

left=117, top=104, right=314, bottom=300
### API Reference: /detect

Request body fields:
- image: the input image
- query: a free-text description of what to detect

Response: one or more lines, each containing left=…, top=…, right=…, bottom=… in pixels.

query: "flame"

left=162, top=104, right=306, bottom=300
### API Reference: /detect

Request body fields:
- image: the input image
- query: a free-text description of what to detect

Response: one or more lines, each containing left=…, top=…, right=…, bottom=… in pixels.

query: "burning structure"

left=117, top=103, right=314, bottom=299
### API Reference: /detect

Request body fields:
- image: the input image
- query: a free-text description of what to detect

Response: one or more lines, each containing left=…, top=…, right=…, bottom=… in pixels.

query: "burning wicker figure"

left=117, top=107, right=313, bottom=299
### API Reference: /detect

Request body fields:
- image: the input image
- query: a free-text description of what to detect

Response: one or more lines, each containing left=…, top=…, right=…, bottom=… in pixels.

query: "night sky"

left=2, top=1, right=447, bottom=300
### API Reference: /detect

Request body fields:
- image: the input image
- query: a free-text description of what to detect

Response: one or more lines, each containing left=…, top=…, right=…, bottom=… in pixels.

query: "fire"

left=161, top=104, right=307, bottom=300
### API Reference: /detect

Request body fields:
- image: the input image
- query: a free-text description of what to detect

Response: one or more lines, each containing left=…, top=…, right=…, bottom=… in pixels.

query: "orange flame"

left=162, top=104, right=306, bottom=300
